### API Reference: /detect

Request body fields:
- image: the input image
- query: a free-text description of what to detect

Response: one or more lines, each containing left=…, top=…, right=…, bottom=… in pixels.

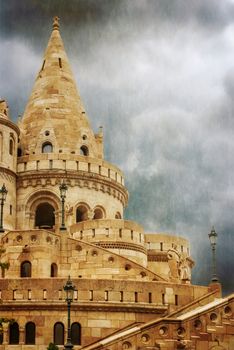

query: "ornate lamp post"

left=63, top=276, right=75, bottom=350
left=0, top=184, right=8, bottom=233
left=208, top=226, right=219, bottom=282
left=59, top=182, right=68, bottom=230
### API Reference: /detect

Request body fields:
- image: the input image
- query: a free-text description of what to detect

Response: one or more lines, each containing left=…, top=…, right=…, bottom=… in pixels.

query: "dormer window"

left=80, top=145, right=89, bottom=156
left=42, top=142, right=53, bottom=153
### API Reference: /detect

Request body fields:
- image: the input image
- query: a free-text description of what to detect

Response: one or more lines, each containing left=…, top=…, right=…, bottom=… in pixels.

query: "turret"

left=16, top=18, right=128, bottom=231
left=0, top=99, right=20, bottom=230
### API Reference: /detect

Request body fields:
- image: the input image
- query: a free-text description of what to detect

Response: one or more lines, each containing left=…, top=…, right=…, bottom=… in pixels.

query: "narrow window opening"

left=88, top=163, right=91, bottom=172
left=25, top=322, right=36, bottom=344
left=10, top=205, right=12, bottom=215
left=99, top=165, right=101, bottom=175
left=21, top=261, right=31, bottom=277
left=80, top=230, right=83, bottom=239
left=74, top=290, right=78, bottom=301
left=92, top=229, right=95, bottom=238
left=49, top=159, right=53, bottom=169
left=175, top=294, right=178, bottom=306
left=120, top=291, right=123, bottom=302
left=51, top=263, right=58, bottom=277
left=59, top=57, right=62, bottom=68
left=58, top=289, right=62, bottom=300
left=71, top=323, right=81, bottom=345
left=43, top=289, right=47, bottom=300
left=36, top=160, right=39, bottom=170
left=13, top=289, right=17, bottom=300
left=54, top=322, right=64, bottom=345
left=119, top=229, right=122, bottom=238
left=162, top=293, right=165, bottom=304
left=76, top=161, right=79, bottom=171
left=9, top=322, right=19, bottom=344
left=24, top=162, right=27, bottom=171
left=89, top=290, right=93, bottom=301
left=28, top=289, right=32, bottom=300
left=105, top=228, right=109, bottom=237
left=131, top=230, right=133, bottom=240
left=160, top=242, right=163, bottom=251
left=17, top=148, right=22, bottom=157
left=149, top=292, right=152, bottom=304
left=108, top=169, right=110, bottom=178
left=105, top=290, right=108, bottom=301
left=63, top=160, right=66, bottom=169
left=9, top=139, right=14, bottom=155
left=135, top=292, right=138, bottom=303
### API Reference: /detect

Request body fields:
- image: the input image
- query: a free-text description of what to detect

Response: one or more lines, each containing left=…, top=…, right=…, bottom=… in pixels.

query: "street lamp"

left=0, top=184, right=8, bottom=233
left=63, top=276, right=75, bottom=350
left=208, top=226, right=219, bottom=283
left=59, top=182, right=68, bottom=230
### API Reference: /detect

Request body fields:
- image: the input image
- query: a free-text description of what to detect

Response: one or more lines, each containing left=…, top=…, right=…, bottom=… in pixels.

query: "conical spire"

left=20, top=18, right=102, bottom=158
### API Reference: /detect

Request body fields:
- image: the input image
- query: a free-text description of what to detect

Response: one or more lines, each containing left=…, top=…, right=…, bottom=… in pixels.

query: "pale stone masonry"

left=0, top=17, right=233, bottom=350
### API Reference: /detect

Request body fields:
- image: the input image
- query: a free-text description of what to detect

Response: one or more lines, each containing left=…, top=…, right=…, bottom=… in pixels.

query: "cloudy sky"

left=1, top=0, right=234, bottom=294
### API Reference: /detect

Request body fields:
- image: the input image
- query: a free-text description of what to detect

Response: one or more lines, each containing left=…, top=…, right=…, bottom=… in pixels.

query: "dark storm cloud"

left=1, top=0, right=234, bottom=294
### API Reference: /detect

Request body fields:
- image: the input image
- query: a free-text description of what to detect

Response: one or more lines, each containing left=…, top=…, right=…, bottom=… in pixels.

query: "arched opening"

left=9, top=139, right=14, bottom=155
left=93, top=207, right=105, bottom=220
left=35, top=202, right=55, bottom=229
left=71, top=322, right=81, bottom=345
left=76, top=205, right=89, bottom=223
left=17, top=148, right=22, bottom=157
left=54, top=322, right=64, bottom=345
left=21, top=261, right=32, bottom=277
left=51, top=263, right=58, bottom=277
left=25, top=322, right=36, bottom=344
left=42, top=142, right=53, bottom=153
left=115, top=212, right=121, bottom=219
left=80, top=145, right=89, bottom=156
left=0, top=331, right=3, bottom=344
left=9, top=322, right=19, bottom=344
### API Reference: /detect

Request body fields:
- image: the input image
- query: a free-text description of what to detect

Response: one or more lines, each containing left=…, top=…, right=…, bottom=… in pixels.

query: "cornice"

left=0, top=301, right=168, bottom=314
left=17, top=170, right=129, bottom=206
left=0, top=117, right=20, bottom=135
left=0, top=166, right=17, bottom=180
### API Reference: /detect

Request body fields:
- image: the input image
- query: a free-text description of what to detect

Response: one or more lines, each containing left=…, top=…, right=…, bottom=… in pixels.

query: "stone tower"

left=0, top=99, right=19, bottom=230
left=16, top=17, right=128, bottom=235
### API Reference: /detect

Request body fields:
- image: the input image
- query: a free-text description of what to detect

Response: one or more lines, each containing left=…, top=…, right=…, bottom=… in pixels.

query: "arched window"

left=115, top=212, right=121, bottom=219
left=9, top=322, right=19, bottom=344
left=76, top=205, right=89, bottom=223
left=80, top=145, right=89, bottom=156
left=51, top=263, right=58, bottom=277
left=17, top=148, right=22, bottom=157
left=25, top=322, right=36, bottom=344
left=93, top=207, right=104, bottom=220
left=35, top=202, right=55, bottom=229
left=54, top=322, right=64, bottom=345
left=21, top=261, right=31, bottom=277
left=71, top=322, right=81, bottom=345
left=42, top=142, right=53, bottom=153
left=9, top=139, right=14, bottom=155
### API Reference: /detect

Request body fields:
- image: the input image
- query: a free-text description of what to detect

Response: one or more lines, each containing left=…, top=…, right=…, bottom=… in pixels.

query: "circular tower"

left=0, top=99, right=20, bottom=231
left=16, top=18, right=128, bottom=232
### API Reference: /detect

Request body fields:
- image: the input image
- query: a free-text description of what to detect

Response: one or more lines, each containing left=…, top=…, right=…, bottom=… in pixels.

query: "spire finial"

left=53, top=16, right=60, bottom=31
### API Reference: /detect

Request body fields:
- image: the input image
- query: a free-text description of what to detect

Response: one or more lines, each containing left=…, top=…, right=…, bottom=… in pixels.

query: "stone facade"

left=0, top=18, right=233, bottom=350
